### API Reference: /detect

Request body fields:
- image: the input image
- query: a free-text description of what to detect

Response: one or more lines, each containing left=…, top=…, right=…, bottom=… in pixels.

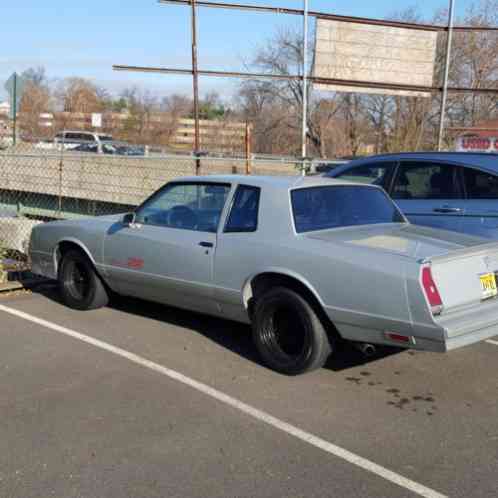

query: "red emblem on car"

left=127, top=258, right=144, bottom=269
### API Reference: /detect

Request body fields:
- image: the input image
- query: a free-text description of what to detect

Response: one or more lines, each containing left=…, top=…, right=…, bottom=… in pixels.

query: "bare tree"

left=57, top=78, right=104, bottom=113
left=238, top=28, right=329, bottom=156
left=19, top=67, right=52, bottom=139
left=442, top=0, right=498, bottom=132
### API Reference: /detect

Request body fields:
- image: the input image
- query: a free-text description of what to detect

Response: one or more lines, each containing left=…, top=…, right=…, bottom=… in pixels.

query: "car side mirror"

left=122, top=212, right=136, bottom=226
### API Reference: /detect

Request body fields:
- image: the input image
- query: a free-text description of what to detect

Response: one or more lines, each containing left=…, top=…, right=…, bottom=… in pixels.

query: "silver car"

left=30, top=175, right=498, bottom=375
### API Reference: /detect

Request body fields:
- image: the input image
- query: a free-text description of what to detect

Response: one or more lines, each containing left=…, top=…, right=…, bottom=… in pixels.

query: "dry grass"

left=0, top=248, right=28, bottom=283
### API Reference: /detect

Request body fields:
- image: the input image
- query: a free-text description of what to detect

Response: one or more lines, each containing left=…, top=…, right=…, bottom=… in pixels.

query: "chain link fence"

left=0, top=143, right=324, bottom=272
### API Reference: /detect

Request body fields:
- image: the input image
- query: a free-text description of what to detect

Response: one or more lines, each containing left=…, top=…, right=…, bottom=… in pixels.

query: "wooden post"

left=245, top=122, right=252, bottom=175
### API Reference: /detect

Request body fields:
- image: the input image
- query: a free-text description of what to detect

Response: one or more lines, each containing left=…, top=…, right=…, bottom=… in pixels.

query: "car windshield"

left=291, top=186, right=405, bottom=233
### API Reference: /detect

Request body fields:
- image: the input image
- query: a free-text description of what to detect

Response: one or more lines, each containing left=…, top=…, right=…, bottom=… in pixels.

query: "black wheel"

left=252, top=287, right=332, bottom=375
left=58, top=249, right=109, bottom=311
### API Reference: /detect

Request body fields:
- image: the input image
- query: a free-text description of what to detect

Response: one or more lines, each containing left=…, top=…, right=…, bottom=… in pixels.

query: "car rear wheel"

left=252, top=287, right=332, bottom=375
left=58, top=249, right=109, bottom=311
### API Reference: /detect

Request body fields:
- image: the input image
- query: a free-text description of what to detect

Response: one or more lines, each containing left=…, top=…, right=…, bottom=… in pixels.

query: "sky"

left=0, top=0, right=486, bottom=102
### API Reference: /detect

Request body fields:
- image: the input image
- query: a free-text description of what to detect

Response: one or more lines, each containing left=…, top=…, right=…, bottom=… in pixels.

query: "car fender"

left=241, top=266, right=326, bottom=310
left=54, top=237, right=98, bottom=275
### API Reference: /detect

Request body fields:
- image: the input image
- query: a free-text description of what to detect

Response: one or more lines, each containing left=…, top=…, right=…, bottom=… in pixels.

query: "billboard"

left=313, top=19, right=438, bottom=97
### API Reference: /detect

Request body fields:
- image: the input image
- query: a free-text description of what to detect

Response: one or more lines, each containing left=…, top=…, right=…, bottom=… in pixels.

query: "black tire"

left=252, top=287, right=332, bottom=375
left=58, top=249, right=109, bottom=311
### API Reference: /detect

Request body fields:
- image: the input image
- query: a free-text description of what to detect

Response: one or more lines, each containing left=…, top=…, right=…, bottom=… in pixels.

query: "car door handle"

left=199, top=241, right=214, bottom=248
left=433, top=207, right=462, bottom=213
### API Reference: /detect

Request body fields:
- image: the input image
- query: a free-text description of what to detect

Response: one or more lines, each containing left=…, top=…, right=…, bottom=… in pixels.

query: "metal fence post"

left=245, top=122, right=252, bottom=175
left=437, top=0, right=456, bottom=151
left=190, top=0, right=201, bottom=174
left=58, top=136, right=64, bottom=217
left=301, top=0, right=309, bottom=176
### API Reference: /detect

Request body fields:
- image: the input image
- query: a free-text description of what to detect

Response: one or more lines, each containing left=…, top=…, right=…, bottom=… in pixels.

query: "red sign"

left=460, top=137, right=491, bottom=150
left=457, top=136, right=497, bottom=152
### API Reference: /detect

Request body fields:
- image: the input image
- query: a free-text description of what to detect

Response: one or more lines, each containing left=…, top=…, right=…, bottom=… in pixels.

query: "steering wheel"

left=167, top=205, right=198, bottom=229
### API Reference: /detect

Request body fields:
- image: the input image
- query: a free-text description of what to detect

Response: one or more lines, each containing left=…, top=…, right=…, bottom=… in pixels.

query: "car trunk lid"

left=305, top=223, right=484, bottom=260
left=306, top=223, right=498, bottom=322
left=423, top=243, right=498, bottom=316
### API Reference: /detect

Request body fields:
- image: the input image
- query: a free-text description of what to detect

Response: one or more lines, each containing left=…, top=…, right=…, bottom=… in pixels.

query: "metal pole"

left=12, top=73, right=17, bottom=147
left=301, top=0, right=309, bottom=175
left=159, top=0, right=498, bottom=33
left=191, top=0, right=201, bottom=174
left=245, top=122, right=252, bottom=175
left=114, top=64, right=498, bottom=94
left=437, top=0, right=455, bottom=151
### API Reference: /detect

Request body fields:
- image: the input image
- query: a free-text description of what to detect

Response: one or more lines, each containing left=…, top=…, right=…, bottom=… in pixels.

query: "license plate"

left=480, top=273, right=498, bottom=300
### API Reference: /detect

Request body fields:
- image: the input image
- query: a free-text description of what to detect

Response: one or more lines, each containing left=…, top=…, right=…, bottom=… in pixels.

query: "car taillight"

left=421, top=266, right=443, bottom=315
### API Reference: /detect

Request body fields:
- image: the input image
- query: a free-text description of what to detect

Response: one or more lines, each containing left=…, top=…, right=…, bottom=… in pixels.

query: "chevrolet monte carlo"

left=29, top=175, right=498, bottom=375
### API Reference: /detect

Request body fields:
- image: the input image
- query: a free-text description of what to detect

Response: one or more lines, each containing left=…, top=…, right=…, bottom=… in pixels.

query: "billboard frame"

left=115, top=0, right=498, bottom=160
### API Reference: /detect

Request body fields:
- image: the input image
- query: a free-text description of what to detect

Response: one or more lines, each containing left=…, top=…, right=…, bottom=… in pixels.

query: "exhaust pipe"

left=353, top=342, right=377, bottom=357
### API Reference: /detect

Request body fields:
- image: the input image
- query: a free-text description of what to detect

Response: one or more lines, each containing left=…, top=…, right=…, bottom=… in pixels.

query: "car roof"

left=339, top=152, right=498, bottom=173
left=174, top=174, right=366, bottom=190
left=61, top=130, right=96, bottom=134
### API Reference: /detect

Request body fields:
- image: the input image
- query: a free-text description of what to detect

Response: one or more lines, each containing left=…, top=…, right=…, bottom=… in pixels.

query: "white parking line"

left=486, top=339, right=498, bottom=346
left=0, top=304, right=446, bottom=498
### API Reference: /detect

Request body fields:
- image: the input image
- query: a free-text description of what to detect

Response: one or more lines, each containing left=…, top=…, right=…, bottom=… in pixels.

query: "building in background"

left=0, top=102, right=10, bottom=116
left=15, top=110, right=248, bottom=154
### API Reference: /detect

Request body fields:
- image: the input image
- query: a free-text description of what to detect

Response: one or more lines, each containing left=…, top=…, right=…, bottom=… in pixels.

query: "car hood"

left=305, top=223, right=486, bottom=260
left=46, top=213, right=125, bottom=230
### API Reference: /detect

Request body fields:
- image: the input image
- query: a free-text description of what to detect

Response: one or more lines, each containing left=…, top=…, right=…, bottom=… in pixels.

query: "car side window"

left=225, top=185, right=260, bottom=233
left=135, top=182, right=231, bottom=233
left=463, top=168, right=498, bottom=199
left=392, top=162, right=460, bottom=200
left=335, top=162, right=395, bottom=186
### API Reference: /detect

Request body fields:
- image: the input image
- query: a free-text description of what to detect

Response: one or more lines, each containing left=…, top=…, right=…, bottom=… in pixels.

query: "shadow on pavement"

left=34, top=283, right=402, bottom=374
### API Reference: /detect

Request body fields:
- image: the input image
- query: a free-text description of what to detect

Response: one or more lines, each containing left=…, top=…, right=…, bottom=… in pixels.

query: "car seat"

left=393, top=170, right=412, bottom=199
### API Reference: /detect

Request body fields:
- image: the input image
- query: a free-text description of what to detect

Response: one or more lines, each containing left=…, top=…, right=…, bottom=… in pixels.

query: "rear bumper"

left=444, top=325, right=498, bottom=351
left=434, top=299, right=498, bottom=351
left=331, top=307, right=498, bottom=353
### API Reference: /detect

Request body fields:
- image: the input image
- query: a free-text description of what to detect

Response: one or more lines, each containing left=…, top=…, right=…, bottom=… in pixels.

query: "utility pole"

left=437, top=0, right=455, bottom=151
left=301, top=0, right=309, bottom=175
left=191, top=0, right=201, bottom=174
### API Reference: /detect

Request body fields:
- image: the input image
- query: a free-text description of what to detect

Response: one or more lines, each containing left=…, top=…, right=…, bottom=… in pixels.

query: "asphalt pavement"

left=1, top=285, right=497, bottom=498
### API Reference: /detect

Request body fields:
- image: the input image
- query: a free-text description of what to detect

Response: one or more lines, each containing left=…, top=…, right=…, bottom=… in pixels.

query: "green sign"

left=4, top=72, right=27, bottom=119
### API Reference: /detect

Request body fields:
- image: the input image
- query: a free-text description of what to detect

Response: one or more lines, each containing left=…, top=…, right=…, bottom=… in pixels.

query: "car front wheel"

left=252, top=287, right=332, bottom=375
left=58, top=249, right=109, bottom=311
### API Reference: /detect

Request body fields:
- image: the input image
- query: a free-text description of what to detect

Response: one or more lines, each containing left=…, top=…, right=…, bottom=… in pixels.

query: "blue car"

left=326, top=152, right=498, bottom=239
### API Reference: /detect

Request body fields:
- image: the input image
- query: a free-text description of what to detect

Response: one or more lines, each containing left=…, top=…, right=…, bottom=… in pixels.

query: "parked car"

left=312, top=161, right=347, bottom=175
left=72, top=141, right=145, bottom=156
left=54, top=131, right=114, bottom=151
left=34, top=139, right=56, bottom=150
left=326, top=152, right=498, bottom=239
left=29, top=175, right=498, bottom=375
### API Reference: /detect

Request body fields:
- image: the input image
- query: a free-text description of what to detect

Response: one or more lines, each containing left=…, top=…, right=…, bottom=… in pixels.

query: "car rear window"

left=291, top=186, right=405, bottom=233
